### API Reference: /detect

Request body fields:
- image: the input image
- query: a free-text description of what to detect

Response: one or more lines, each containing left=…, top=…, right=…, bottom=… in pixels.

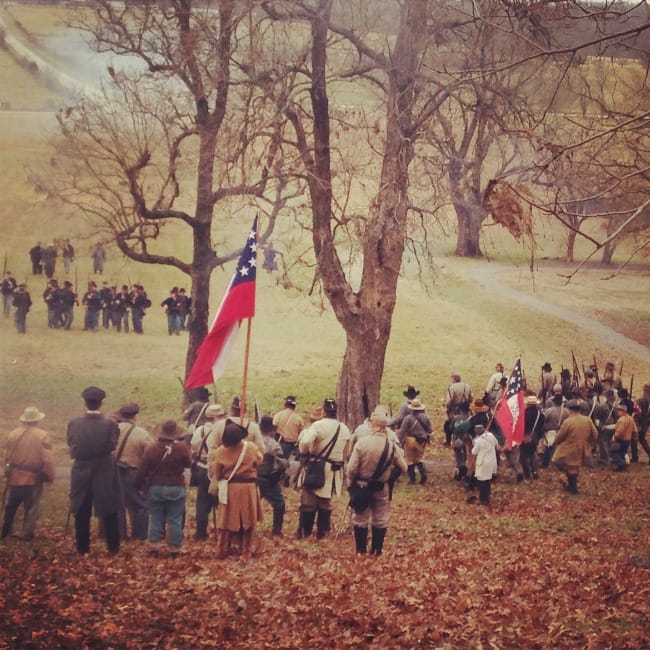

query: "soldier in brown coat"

left=1, top=406, right=56, bottom=540
left=552, top=400, right=598, bottom=494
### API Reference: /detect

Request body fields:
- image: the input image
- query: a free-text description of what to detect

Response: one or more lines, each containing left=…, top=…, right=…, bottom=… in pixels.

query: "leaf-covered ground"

left=2, top=448, right=650, bottom=649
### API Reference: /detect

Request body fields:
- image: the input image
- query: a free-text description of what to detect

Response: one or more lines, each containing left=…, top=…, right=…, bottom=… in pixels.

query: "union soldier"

left=67, top=386, right=121, bottom=554
left=41, top=243, right=57, bottom=279
left=28, top=243, right=42, bottom=275
left=62, top=239, right=75, bottom=274
left=99, top=281, right=113, bottom=329
left=113, top=285, right=131, bottom=333
left=12, top=284, right=32, bottom=334
left=43, top=279, right=61, bottom=328
left=82, top=281, right=102, bottom=331
left=1, top=271, right=17, bottom=318
left=130, top=284, right=150, bottom=334
left=161, top=287, right=182, bottom=336
left=91, top=242, right=107, bottom=275
left=59, top=281, right=77, bottom=330
left=1, top=406, right=55, bottom=541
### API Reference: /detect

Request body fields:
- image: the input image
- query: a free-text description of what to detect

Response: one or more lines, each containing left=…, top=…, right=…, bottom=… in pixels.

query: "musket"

left=254, top=396, right=261, bottom=423
left=630, top=374, right=634, bottom=397
left=571, top=350, right=581, bottom=383
left=619, top=359, right=624, bottom=381
left=593, top=355, right=600, bottom=383
left=2, top=251, right=6, bottom=276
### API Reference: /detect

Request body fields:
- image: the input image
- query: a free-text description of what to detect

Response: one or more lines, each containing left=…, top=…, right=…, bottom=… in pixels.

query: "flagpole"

left=240, top=317, right=253, bottom=425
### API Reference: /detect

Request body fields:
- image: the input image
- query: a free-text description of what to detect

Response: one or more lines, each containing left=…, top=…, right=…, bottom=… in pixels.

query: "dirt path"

left=450, top=259, right=650, bottom=364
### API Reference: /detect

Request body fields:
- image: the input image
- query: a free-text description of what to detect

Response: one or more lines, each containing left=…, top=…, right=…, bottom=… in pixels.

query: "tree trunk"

left=454, top=204, right=483, bottom=257
left=601, top=240, right=616, bottom=264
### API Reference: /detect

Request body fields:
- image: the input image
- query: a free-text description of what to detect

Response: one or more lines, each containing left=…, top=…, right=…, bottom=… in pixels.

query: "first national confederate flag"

left=494, top=358, right=526, bottom=447
left=184, top=218, right=257, bottom=390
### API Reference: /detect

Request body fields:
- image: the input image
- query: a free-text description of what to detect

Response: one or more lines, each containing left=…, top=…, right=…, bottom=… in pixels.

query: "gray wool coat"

left=67, top=413, right=122, bottom=517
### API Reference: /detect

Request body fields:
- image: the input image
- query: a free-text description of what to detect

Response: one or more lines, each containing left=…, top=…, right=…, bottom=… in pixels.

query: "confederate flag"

left=495, top=358, right=526, bottom=447
left=184, top=218, right=257, bottom=390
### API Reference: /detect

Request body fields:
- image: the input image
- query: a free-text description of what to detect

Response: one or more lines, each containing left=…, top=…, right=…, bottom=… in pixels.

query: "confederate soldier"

left=611, top=403, right=636, bottom=472
left=398, top=398, right=432, bottom=485
left=541, top=393, right=569, bottom=469
left=28, top=243, right=42, bottom=275
left=12, top=284, right=32, bottom=334
left=257, top=416, right=288, bottom=536
left=41, top=243, right=57, bottom=279
left=67, top=386, right=122, bottom=555
left=91, top=242, right=107, bottom=275
left=521, top=395, right=545, bottom=480
left=182, top=386, right=211, bottom=435
left=82, top=281, right=102, bottom=331
left=552, top=400, right=598, bottom=494
left=1, top=271, right=17, bottom=318
left=208, top=396, right=264, bottom=452
left=114, top=403, right=152, bottom=541
left=347, top=407, right=407, bottom=555
left=484, top=363, right=505, bottom=408
left=635, top=384, right=650, bottom=463
left=445, top=372, right=473, bottom=446
left=594, top=389, right=618, bottom=466
left=273, top=395, right=304, bottom=460
left=1, top=406, right=56, bottom=541
left=297, top=398, right=351, bottom=540
left=190, top=404, right=226, bottom=540
left=392, top=385, right=420, bottom=429
left=59, top=281, right=77, bottom=330
left=539, top=362, right=557, bottom=402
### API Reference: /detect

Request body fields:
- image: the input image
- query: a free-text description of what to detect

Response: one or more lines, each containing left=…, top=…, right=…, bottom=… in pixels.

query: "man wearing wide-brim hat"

left=67, top=386, right=121, bottom=554
left=1, top=406, right=55, bottom=541
left=398, top=399, right=432, bottom=485
left=551, top=400, right=598, bottom=494
left=610, top=403, right=637, bottom=472
left=391, top=385, right=421, bottom=430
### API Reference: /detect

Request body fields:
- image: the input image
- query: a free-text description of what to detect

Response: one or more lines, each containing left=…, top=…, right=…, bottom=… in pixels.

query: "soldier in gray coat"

left=67, top=386, right=122, bottom=555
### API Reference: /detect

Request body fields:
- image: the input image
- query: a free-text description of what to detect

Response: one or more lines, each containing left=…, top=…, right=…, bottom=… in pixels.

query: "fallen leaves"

left=1, top=456, right=650, bottom=648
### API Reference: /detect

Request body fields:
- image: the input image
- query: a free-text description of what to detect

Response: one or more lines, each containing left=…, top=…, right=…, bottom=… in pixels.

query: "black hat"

left=82, top=386, right=106, bottom=402
left=231, top=396, right=241, bottom=412
left=284, top=395, right=297, bottom=407
left=260, top=415, right=277, bottom=435
left=189, top=386, right=210, bottom=402
left=63, top=280, right=73, bottom=288
left=542, top=362, right=552, bottom=371
left=160, top=420, right=183, bottom=438
left=222, top=420, right=248, bottom=446
left=119, top=403, right=140, bottom=418
left=566, top=400, right=581, bottom=411
left=322, top=398, right=337, bottom=414
left=403, top=385, right=420, bottom=399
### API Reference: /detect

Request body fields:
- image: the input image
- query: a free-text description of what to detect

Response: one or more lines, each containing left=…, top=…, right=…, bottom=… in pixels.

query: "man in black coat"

left=67, top=386, right=122, bottom=555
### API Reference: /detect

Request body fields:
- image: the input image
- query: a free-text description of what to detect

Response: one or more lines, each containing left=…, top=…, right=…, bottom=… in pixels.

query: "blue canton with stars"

left=231, top=221, right=257, bottom=289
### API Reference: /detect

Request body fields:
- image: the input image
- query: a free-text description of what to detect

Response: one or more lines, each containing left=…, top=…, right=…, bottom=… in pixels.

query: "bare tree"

left=46, top=0, right=290, bottom=380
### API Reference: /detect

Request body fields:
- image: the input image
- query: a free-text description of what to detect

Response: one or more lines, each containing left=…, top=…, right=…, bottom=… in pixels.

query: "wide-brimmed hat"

left=259, top=415, right=278, bottom=434
left=403, top=385, right=420, bottom=399
left=222, top=420, right=248, bottom=446
left=19, top=406, right=45, bottom=423
left=159, top=420, right=183, bottom=438
left=205, top=404, right=226, bottom=419
left=566, top=400, right=581, bottom=411
left=524, top=395, right=541, bottom=406
left=542, top=362, right=552, bottom=371
left=409, top=399, right=426, bottom=411
left=472, top=398, right=489, bottom=413
left=284, top=395, right=297, bottom=407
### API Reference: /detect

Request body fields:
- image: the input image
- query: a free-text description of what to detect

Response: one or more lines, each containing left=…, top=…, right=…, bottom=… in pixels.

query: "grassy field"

left=1, top=6, right=649, bottom=648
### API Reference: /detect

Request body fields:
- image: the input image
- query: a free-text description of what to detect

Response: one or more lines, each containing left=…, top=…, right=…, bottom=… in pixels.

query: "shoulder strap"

left=370, top=438, right=391, bottom=480
left=193, top=403, right=209, bottom=429
left=313, top=423, right=341, bottom=460
left=115, top=424, right=136, bottom=463
left=197, top=424, right=211, bottom=460
left=226, top=441, right=249, bottom=481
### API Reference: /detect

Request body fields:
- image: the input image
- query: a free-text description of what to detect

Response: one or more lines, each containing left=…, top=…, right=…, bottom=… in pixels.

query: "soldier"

left=398, top=398, right=432, bottom=485
left=67, top=386, right=121, bottom=555
left=59, top=281, right=77, bottom=330
left=91, top=242, right=107, bottom=275
left=99, top=281, right=113, bottom=329
left=161, top=287, right=182, bottom=336
left=257, top=416, right=288, bottom=536
left=392, top=385, right=420, bottom=430
left=12, top=284, right=32, bottom=334
left=611, top=403, right=636, bottom=472
left=445, top=372, right=473, bottom=445
left=1, top=271, right=17, bottom=318
left=190, top=404, right=226, bottom=541
left=177, top=288, right=190, bottom=330
left=82, top=281, right=102, bottom=332
left=114, top=403, right=152, bottom=541
left=1, top=406, right=56, bottom=541
left=113, top=285, right=131, bottom=333
left=41, top=243, right=57, bottom=279
left=273, top=395, right=305, bottom=460
left=521, top=395, right=545, bottom=480
left=130, top=284, right=150, bottom=334
left=485, top=363, right=505, bottom=407
left=539, top=362, right=557, bottom=402
left=28, top=243, right=42, bottom=275
left=635, top=384, right=650, bottom=464
left=43, top=279, right=61, bottom=328
left=208, top=396, right=264, bottom=452
left=61, top=239, right=75, bottom=274
left=297, top=398, right=351, bottom=540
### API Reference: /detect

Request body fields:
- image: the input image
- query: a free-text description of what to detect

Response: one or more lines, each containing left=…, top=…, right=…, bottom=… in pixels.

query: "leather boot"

left=316, top=509, right=331, bottom=539
left=370, top=527, right=387, bottom=556
left=353, top=526, right=368, bottom=554
left=299, top=510, right=316, bottom=539
left=417, top=463, right=427, bottom=484
left=565, top=473, right=578, bottom=494
left=272, top=506, right=285, bottom=536
left=407, top=465, right=416, bottom=484
left=240, top=528, right=254, bottom=559
left=215, top=529, right=231, bottom=559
